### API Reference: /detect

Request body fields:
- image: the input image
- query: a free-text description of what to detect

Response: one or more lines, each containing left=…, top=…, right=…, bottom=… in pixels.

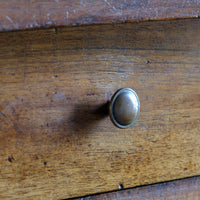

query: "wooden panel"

left=75, top=176, right=200, bottom=200
left=0, top=0, right=200, bottom=31
left=0, top=19, right=200, bottom=199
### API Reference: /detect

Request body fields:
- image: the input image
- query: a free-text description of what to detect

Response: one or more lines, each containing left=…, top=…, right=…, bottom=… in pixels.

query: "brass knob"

left=109, top=88, right=140, bottom=128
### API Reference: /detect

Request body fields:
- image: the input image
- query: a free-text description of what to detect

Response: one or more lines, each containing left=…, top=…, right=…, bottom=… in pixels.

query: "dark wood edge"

left=0, top=0, right=200, bottom=32
left=71, top=176, right=200, bottom=200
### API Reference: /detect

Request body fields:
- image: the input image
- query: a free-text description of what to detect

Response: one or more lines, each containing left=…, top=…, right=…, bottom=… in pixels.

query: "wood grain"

left=0, top=0, right=200, bottom=31
left=0, top=19, right=200, bottom=199
left=75, top=176, right=200, bottom=200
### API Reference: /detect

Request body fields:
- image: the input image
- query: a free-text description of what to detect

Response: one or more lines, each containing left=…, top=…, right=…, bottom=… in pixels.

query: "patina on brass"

left=109, top=88, right=140, bottom=128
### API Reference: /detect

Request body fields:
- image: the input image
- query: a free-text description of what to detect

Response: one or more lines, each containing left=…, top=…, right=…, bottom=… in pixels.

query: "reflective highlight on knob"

left=109, top=88, right=140, bottom=128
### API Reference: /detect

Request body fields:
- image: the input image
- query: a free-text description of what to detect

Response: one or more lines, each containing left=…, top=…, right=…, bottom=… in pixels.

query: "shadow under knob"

left=109, top=88, right=140, bottom=128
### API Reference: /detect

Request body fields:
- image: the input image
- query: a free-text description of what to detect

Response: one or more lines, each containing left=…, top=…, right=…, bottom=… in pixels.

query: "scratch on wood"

left=104, top=0, right=117, bottom=11
left=66, top=11, right=69, bottom=23
left=0, top=111, right=7, bottom=118
left=34, top=21, right=39, bottom=26
left=47, top=13, right=50, bottom=20
left=6, top=16, right=14, bottom=25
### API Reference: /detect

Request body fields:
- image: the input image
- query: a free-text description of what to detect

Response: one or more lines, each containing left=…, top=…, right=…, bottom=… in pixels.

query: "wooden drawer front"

left=0, top=19, right=200, bottom=199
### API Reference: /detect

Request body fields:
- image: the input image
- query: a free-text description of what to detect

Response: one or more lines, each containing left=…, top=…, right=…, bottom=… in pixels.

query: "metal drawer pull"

left=109, top=88, right=140, bottom=128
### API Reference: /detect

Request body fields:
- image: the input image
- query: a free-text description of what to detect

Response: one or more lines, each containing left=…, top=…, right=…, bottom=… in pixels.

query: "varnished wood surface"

left=0, top=19, right=200, bottom=199
left=0, top=0, right=200, bottom=31
left=75, top=176, right=200, bottom=200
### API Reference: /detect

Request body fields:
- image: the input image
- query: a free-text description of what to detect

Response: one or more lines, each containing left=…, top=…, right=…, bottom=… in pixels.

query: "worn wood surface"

left=75, top=176, right=200, bottom=200
left=0, top=19, right=200, bottom=199
left=0, top=0, right=200, bottom=31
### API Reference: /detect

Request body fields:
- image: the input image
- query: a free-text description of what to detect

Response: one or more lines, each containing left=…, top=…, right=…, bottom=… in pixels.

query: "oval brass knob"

left=109, top=88, right=140, bottom=128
